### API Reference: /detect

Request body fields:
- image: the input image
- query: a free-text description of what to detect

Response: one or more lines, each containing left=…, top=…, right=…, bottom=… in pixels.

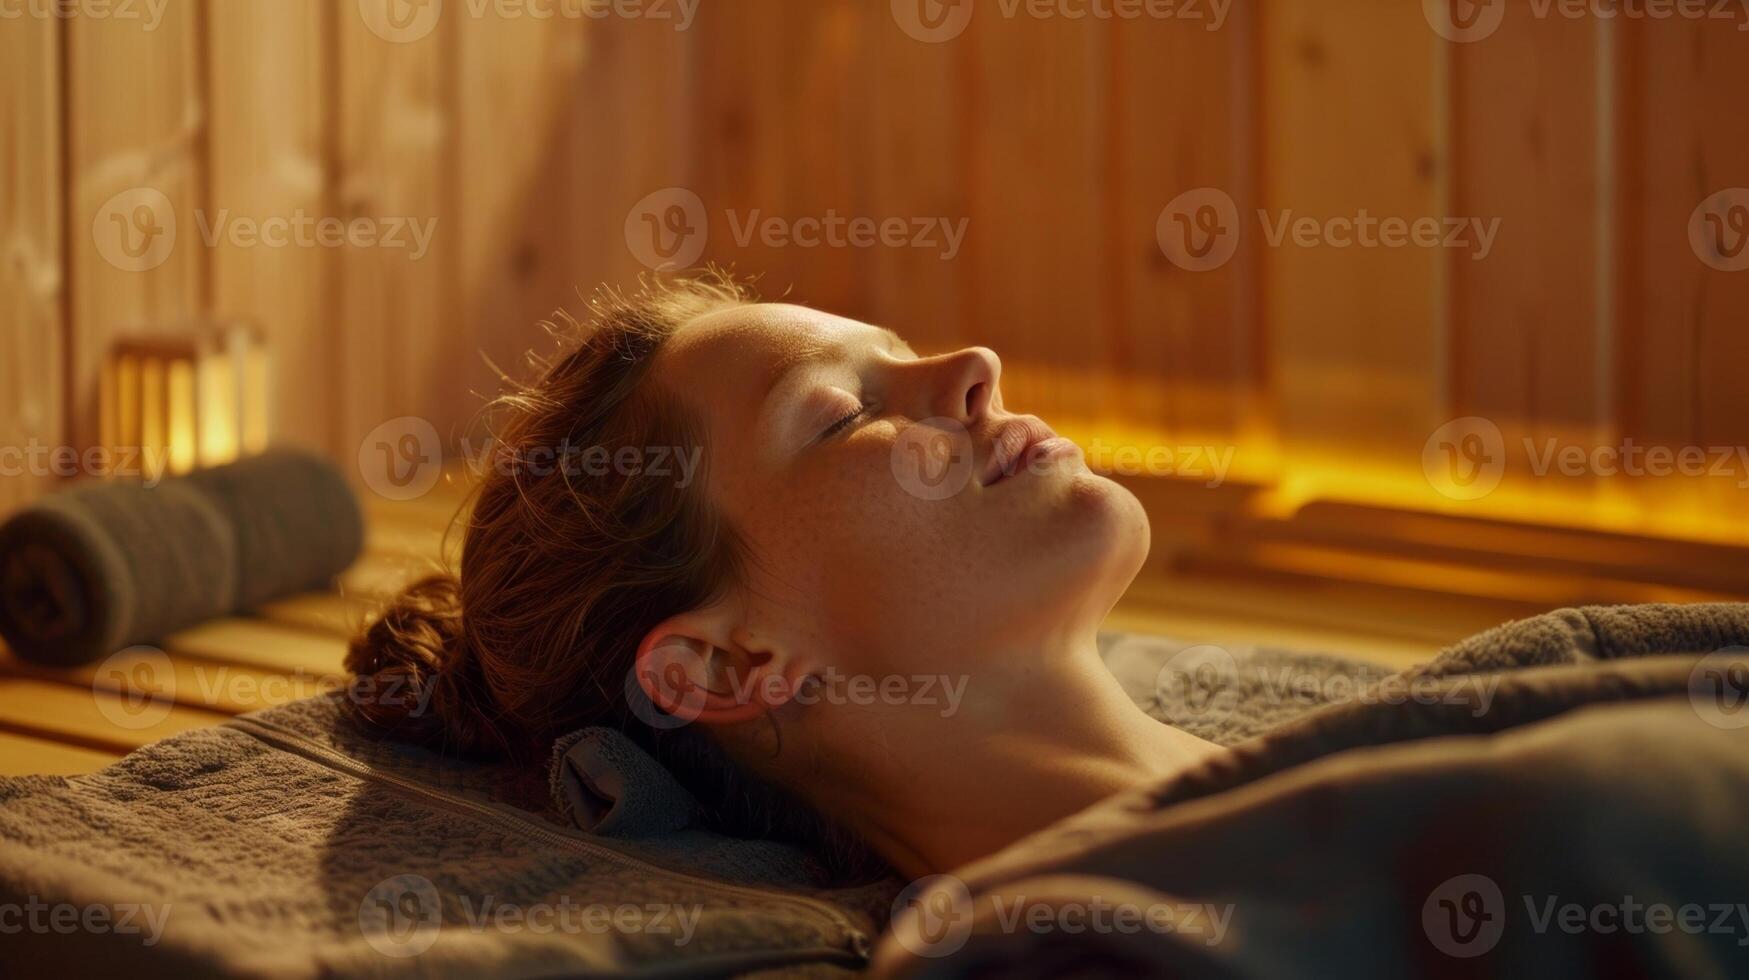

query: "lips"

left=980, top=416, right=1063, bottom=486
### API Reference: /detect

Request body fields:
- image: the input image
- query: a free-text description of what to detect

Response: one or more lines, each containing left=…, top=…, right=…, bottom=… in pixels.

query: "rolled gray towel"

left=183, top=450, right=365, bottom=610
left=0, top=449, right=363, bottom=666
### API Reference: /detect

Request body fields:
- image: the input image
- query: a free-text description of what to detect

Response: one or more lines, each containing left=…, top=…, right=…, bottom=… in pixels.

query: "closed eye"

left=821, top=404, right=870, bottom=439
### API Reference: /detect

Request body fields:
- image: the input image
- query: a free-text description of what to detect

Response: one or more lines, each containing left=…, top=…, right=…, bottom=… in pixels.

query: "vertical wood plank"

left=964, top=6, right=1115, bottom=423
left=0, top=12, right=65, bottom=514
left=1616, top=18, right=1749, bottom=528
left=67, top=0, right=207, bottom=455
left=450, top=13, right=584, bottom=440
left=1113, top=4, right=1260, bottom=444
left=1261, top=0, right=1444, bottom=473
left=861, top=10, right=970, bottom=354
left=206, top=0, right=334, bottom=456
left=1449, top=10, right=1601, bottom=502
left=335, top=0, right=456, bottom=455
left=688, top=1, right=844, bottom=305
left=558, top=12, right=694, bottom=309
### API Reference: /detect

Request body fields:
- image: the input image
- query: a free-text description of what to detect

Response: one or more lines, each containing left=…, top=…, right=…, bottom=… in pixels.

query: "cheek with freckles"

left=731, top=432, right=977, bottom=648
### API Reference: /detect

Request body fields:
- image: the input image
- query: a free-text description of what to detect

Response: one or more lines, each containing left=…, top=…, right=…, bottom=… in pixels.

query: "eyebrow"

left=763, top=326, right=905, bottom=397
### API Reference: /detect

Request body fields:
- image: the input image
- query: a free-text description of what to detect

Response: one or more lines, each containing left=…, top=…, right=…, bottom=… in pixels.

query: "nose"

left=920, top=346, right=1000, bottom=424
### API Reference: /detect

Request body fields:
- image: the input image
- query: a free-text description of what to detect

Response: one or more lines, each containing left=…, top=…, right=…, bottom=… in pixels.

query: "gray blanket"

left=872, top=604, right=1749, bottom=978
left=0, top=629, right=1378, bottom=977
left=1, top=605, right=1742, bottom=977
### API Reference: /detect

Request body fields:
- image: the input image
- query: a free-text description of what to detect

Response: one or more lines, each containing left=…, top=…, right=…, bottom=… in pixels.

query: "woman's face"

left=656, top=302, right=1149, bottom=680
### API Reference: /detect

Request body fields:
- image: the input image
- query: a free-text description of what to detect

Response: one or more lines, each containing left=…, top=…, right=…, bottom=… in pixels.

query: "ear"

left=631, top=605, right=808, bottom=728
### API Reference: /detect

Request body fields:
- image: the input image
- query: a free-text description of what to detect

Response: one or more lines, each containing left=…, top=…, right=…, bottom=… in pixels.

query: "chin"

left=1000, top=469, right=1150, bottom=624
left=1065, top=470, right=1150, bottom=588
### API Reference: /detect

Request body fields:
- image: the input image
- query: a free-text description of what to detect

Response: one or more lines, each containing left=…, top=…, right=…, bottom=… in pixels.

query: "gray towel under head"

left=548, top=726, right=702, bottom=837
left=0, top=448, right=363, bottom=666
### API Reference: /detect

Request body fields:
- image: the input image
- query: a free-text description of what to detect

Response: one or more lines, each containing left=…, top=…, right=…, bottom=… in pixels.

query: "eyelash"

left=822, top=404, right=869, bottom=438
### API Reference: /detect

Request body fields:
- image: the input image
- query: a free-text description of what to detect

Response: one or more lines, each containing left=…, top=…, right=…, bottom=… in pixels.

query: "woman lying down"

left=347, top=272, right=1749, bottom=978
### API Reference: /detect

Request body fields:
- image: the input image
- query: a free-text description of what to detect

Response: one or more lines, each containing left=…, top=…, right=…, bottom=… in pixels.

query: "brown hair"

left=345, top=271, right=883, bottom=881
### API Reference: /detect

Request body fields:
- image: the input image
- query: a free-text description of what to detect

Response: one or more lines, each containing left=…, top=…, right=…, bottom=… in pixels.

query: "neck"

left=809, top=636, right=1221, bottom=879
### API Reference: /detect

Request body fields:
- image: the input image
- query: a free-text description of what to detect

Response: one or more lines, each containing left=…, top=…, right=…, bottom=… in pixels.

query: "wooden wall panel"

left=1451, top=18, right=1601, bottom=438
left=555, top=14, right=693, bottom=320
left=1261, top=0, right=1445, bottom=471
left=0, top=13, right=64, bottom=516
left=206, top=0, right=335, bottom=456
left=1113, top=5, right=1260, bottom=443
left=66, top=0, right=207, bottom=454
left=453, top=14, right=590, bottom=441
left=1449, top=11, right=1602, bottom=502
left=964, top=8, right=1115, bottom=423
left=688, top=1, right=868, bottom=314
left=1616, top=20, right=1749, bottom=526
left=860, top=15, right=970, bottom=355
left=334, top=2, right=457, bottom=453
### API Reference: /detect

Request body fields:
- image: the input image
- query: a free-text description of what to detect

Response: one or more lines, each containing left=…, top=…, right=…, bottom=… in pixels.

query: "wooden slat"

left=67, top=0, right=206, bottom=451
left=1261, top=0, right=1445, bottom=467
left=1, top=646, right=334, bottom=715
left=256, top=591, right=373, bottom=636
left=0, top=11, right=65, bottom=517
left=205, top=0, right=335, bottom=455
left=965, top=6, right=1115, bottom=423
left=861, top=5, right=969, bottom=353
left=334, top=2, right=457, bottom=454
left=1449, top=9, right=1603, bottom=507
left=0, top=677, right=229, bottom=754
left=1113, top=4, right=1260, bottom=442
left=687, top=2, right=805, bottom=291
left=0, top=730, right=120, bottom=777
left=159, top=618, right=347, bottom=678
left=451, top=9, right=587, bottom=445
left=339, top=551, right=440, bottom=601
left=1616, top=18, right=1749, bottom=529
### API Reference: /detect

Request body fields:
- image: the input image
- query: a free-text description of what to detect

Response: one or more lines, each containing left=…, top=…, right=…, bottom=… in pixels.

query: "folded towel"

left=548, top=727, right=701, bottom=837
left=0, top=449, right=363, bottom=665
